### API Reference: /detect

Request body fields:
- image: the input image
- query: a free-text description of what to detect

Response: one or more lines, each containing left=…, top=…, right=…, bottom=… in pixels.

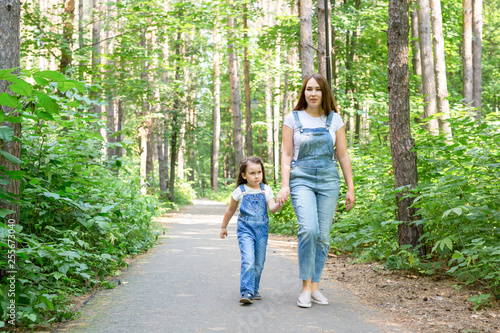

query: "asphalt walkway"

left=54, top=198, right=405, bottom=333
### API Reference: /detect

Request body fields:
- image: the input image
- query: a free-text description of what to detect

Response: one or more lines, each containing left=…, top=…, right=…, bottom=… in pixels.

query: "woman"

left=276, top=73, right=355, bottom=308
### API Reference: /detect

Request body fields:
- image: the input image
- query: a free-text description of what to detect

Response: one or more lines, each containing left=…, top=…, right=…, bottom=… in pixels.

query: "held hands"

left=345, top=190, right=355, bottom=211
left=220, top=227, right=228, bottom=239
left=276, top=186, right=290, bottom=206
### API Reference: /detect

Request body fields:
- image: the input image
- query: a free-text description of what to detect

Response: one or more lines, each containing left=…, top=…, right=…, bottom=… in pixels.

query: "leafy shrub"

left=0, top=69, right=160, bottom=328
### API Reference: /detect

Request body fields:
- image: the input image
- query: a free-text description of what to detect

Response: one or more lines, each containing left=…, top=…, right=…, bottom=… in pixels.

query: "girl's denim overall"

left=236, top=183, right=269, bottom=296
left=290, top=111, right=341, bottom=282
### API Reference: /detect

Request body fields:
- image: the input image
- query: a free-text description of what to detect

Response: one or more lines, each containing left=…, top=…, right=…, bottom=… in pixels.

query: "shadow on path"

left=53, top=199, right=406, bottom=333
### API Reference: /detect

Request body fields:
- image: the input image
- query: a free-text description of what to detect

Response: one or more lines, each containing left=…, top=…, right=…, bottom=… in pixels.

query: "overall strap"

left=260, top=182, right=266, bottom=195
left=239, top=184, right=247, bottom=196
left=325, top=111, right=334, bottom=130
left=292, top=111, right=303, bottom=132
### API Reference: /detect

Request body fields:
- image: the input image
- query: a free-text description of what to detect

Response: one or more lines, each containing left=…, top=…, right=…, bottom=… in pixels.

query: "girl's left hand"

left=345, top=190, right=355, bottom=211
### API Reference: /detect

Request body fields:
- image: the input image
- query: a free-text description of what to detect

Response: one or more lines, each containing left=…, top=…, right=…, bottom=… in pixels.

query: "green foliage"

left=0, top=70, right=160, bottom=328
left=413, top=111, right=500, bottom=296
left=468, top=293, right=492, bottom=311
left=269, top=200, right=297, bottom=236
left=329, top=109, right=499, bottom=299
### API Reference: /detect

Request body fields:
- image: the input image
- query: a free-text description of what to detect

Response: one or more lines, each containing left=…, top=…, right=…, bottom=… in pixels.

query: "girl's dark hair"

left=236, top=156, right=268, bottom=187
left=293, top=73, right=339, bottom=117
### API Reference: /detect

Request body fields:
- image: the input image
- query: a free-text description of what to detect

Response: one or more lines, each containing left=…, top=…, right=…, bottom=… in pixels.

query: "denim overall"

left=290, top=111, right=341, bottom=282
left=236, top=183, right=269, bottom=296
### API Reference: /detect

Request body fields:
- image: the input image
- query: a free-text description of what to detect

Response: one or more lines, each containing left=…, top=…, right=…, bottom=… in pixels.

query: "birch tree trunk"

left=462, top=0, right=473, bottom=106
left=472, top=0, right=482, bottom=120
left=273, top=0, right=281, bottom=183
left=417, top=0, right=438, bottom=134
left=212, top=20, right=221, bottom=193
left=159, top=33, right=169, bottom=196
left=145, top=27, right=156, bottom=184
left=430, top=0, right=452, bottom=140
left=265, top=79, right=273, bottom=162
left=228, top=17, right=244, bottom=169
left=0, top=0, right=21, bottom=222
left=105, top=0, right=116, bottom=160
left=243, top=6, right=253, bottom=157
left=78, top=0, right=84, bottom=79
left=387, top=0, right=425, bottom=256
left=410, top=1, right=422, bottom=77
left=91, top=0, right=101, bottom=117
left=169, top=35, right=182, bottom=202
left=299, top=0, right=314, bottom=79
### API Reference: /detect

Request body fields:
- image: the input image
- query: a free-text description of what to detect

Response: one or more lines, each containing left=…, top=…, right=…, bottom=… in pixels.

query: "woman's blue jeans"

left=290, top=160, right=340, bottom=282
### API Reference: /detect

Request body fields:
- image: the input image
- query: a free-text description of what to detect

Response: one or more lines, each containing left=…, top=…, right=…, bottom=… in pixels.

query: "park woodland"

left=0, top=0, right=499, bottom=328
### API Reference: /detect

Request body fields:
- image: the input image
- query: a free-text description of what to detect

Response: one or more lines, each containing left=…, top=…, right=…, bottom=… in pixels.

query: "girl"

left=220, top=156, right=282, bottom=305
left=277, top=74, right=355, bottom=308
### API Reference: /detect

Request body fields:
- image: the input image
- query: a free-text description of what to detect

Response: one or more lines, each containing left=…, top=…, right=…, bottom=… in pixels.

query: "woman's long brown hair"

left=293, top=73, right=339, bottom=118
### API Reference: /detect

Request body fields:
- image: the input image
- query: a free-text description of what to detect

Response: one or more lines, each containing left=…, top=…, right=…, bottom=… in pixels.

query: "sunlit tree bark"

left=212, top=19, right=221, bottom=193
left=299, top=0, right=314, bottom=79
left=60, top=0, right=75, bottom=73
left=472, top=0, right=482, bottom=120
left=462, top=0, right=473, bottom=106
left=387, top=0, right=425, bottom=256
left=0, top=0, right=21, bottom=221
left=228, top=16, right=244, bottom=169
left=417, top=0, right=438, bottom=134
left=430, top=0, right=452, bottom=140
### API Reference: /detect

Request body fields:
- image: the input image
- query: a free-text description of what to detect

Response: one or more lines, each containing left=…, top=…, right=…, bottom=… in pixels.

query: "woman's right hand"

left=276, top=186, right=290, bottom=205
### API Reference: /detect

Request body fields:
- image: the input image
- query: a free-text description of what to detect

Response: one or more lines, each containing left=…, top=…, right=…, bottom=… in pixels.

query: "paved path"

left=54, top=199, right=405, bottom=333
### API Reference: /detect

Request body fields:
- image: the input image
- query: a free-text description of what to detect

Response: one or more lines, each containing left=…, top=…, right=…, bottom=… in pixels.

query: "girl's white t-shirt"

left=283, top=110, right=345, bottom=160
left=231, top=184, right=274, bottom=210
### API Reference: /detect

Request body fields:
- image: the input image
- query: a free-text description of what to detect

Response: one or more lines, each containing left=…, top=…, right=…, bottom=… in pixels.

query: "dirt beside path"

left=269, top=234, right=500, bottom=333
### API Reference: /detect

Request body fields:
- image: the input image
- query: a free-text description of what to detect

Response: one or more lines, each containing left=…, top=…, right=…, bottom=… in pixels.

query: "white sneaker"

left=297, top=291, right=312, bottom=308
left=311, top=290, right=329, bottom=305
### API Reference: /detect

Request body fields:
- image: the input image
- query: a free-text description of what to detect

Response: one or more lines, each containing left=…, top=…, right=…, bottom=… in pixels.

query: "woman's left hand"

left=345, top=190, right=355, bottom=211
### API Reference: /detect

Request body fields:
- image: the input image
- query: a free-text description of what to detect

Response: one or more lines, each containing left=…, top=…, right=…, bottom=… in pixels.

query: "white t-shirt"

left=283, top=110, right=345, bottom=160
left=231, top=184, right=275, bottom=210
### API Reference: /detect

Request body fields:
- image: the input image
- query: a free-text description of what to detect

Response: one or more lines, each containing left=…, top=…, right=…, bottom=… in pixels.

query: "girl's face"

left=304, top=78, right=322, bottom=109
left=242, top=162, right=263, bottom=189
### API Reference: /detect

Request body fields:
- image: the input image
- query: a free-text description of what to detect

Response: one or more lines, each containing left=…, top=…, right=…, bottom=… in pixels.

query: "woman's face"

left=304, top=78, right=322, bottom=108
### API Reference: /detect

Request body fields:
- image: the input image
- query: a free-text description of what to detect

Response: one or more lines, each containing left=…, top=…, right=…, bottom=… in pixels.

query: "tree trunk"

left=387, top=0, right=425, bottom=256
left=145, top=26, right=156, bottom=185
left=159, top=33, right=169, bottom=196
left=243, top=6, right=253, bottom=157
left=462, top=0, right=473, bottom=106
left=228, top=17, right=244, bottom=169
left=139, top=126, right=147, bottom=195
left=105, top=0, right=116, bottom=161
left=157, top=131, right=166, bottom=196
left=212, top=20, right=221, bottom=193
left=472, top=0, right=482, bottom=120
left=91, top=0, right=101, bottom=117
left=116, top=99, right=123, bottom=158
left=410, top=1, right=422, bottom=77
left=430, top=0, right=452, bottom=140
left=273, top=0, right=281, bottom=183
left=265, top=78, right=273, bottom=162
left=169, top=34, right=182, bottom=202
left=78, top=0, right=84, bottom=79
left=139, top=29, right=149, bottom=194
left=0, top=0, right=21, bottom=222
left=299, top=0, right=314, bottom=79
left=417, top=0, right=438, bottom=134
left=60, top=0, right=75, bottom=73
left=317, top=0, right=327, bottom=78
